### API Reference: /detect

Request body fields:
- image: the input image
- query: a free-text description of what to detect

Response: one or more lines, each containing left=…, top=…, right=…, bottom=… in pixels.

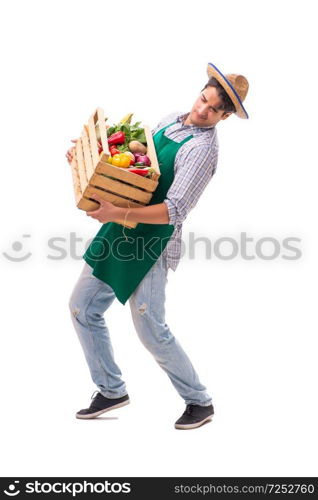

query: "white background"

left=1, top=0, right=317, bottom=478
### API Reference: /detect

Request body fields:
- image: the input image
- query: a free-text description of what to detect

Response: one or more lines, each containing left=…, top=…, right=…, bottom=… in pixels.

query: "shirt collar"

left=176, top=112, right=215, bottom=131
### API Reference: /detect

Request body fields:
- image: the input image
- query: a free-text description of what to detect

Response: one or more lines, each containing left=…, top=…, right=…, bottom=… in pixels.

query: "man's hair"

left=202, top=77, right=236, bottom=114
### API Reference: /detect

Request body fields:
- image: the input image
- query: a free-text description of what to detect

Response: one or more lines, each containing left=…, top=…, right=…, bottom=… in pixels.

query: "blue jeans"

left=69, top=253, right=212, bottom=406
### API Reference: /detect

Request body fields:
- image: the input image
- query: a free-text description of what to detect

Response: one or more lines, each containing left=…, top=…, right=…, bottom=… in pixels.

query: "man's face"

left=185, top=85, right=233, bottom=127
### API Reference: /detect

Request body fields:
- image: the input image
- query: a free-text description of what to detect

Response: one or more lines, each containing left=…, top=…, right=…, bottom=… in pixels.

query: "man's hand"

left=65, top=139, right=77, bottom=165
left=86, top=192, right=120, bottom=223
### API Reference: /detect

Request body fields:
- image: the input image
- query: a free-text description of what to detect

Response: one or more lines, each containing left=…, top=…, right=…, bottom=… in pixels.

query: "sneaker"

left=76, top=391, right=130, bottom=419
left=174, top=403, right=214, bottom=430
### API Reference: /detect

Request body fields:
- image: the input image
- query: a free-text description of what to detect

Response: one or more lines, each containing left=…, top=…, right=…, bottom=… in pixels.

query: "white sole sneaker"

left=175, top=415, right=213, bottom=430
left=76, top=399, right=130, bottom=419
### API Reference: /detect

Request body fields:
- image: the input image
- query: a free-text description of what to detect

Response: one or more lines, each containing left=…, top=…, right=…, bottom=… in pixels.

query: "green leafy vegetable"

left=106, top=120, right=147, bottom=151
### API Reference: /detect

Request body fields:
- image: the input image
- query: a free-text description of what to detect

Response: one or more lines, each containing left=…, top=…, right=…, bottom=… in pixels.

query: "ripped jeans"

left=69, top=253, right=212, bottom=406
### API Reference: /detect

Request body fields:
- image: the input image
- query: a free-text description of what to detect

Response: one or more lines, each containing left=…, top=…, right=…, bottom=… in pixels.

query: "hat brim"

left=207, top=62, right=249, bottom=119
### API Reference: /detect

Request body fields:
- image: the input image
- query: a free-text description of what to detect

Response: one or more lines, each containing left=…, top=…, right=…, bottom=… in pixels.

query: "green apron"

left=83, top=122, right=193, bottom=305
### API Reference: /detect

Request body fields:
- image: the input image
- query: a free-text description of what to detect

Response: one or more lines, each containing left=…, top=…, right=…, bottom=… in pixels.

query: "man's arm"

left=163, top=143, right=218, bottom=227
left=115, top=202, right=170, bottom=224
left=86, top=196, right=171, bottom=225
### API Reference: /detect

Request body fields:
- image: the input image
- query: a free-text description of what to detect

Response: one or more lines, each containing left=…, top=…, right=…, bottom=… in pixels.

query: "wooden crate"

left=70, top=107, right=160, bottom=228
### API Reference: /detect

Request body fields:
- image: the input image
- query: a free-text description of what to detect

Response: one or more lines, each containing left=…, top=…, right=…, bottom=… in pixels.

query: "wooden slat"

left=83, top=185, right=144, bottom=208
left=75, top=139, right=88, bottom=192
left=77, top=197, right=99, bottom=211
left=144, top=125, right=160, bottom=181
left=81, top=126, right=95, bottom=180
left=88, top=113, right=100, bottom=169
left=70, top=156, right=82, bottom=204
left=90, top=173, right=152, bottom=204
left=95, top=161, right=159, bottom=192
left=95, top=107, right=110, bottom=156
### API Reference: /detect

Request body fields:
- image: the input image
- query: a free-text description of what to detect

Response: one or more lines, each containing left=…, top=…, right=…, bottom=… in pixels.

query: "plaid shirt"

left=151, top=111, right=219, bottom=271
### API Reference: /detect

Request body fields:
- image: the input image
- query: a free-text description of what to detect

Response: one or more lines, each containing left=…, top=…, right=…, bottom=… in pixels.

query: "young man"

left=66, top=62, right=249, bottom=430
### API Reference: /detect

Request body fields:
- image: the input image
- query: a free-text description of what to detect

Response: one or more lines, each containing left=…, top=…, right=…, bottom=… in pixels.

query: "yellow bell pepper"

left=111, top=153, right=131, bottom=168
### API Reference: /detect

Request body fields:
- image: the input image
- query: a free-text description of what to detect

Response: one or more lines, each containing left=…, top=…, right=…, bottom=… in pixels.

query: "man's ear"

left=220, top=112, right=233, bottom=121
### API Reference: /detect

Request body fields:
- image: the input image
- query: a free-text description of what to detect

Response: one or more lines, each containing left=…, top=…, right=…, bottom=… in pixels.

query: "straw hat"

left=207, top=62, right=249, bottom=119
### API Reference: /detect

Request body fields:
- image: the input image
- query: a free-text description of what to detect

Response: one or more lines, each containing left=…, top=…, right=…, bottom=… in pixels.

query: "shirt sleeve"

left=163, top=144, right=218, bottom=227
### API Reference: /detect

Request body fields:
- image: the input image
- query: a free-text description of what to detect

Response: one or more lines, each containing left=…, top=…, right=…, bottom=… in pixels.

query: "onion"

left=133, top=154, right=151, bottom=166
